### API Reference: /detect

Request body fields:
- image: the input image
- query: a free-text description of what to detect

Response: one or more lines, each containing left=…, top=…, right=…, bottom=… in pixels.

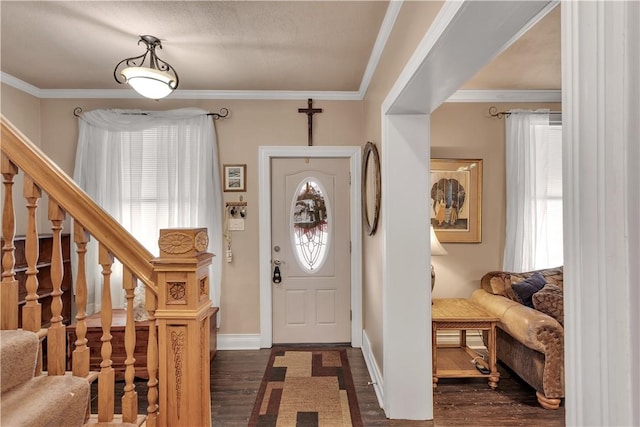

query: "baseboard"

left=217, top=334, right=261, bottom=350
left=436, top=330, right=485, bottom=350
left=361, top=330, right=384, bottom=409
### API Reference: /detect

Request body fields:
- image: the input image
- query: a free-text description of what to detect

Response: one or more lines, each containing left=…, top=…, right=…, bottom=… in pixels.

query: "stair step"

left=1, top=374, right=90, bottom=427
left=40, top=370, right=99, bottom=383
left=1, top=330, right=39, bottom=393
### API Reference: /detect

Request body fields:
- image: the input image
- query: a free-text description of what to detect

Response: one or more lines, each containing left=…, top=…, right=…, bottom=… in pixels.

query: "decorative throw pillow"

left=489, top=274, right=520, bottom=302
left=532, top=283, right=564, bottom=325
left=511, top=272, right=547, bottom=308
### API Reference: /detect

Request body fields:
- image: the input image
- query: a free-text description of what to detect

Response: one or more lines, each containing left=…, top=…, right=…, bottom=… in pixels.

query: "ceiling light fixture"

left=114, top=35, right=179, bottom=99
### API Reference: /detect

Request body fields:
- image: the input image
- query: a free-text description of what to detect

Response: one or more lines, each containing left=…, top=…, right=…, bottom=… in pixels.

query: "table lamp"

left=430, top=225, right=448, bottom=292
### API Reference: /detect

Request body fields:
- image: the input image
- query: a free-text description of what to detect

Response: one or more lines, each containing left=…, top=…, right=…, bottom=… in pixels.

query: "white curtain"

left=503, top=109, right=559, bottom=272
left=73, top=108, right=222, bottom=316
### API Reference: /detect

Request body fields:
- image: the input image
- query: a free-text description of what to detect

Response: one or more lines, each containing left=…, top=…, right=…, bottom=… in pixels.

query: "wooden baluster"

left=72, top=221, right=90, bottom=377
left=47, top=199, right=66, bottom=375
left=1, top=154, right=19, bottom=330
left=121, top=266, right=138, bottom=423
left=145, top=287, right=159, bottom=427
left=22, top=176, right=43, bottom=374
left=98, top=243, right=115, bottom=422
left=22, top=176, right=42, bottom=334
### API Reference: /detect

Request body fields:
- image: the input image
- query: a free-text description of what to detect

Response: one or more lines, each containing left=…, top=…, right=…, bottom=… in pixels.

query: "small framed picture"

left=223, top=164, right=246, bottom=192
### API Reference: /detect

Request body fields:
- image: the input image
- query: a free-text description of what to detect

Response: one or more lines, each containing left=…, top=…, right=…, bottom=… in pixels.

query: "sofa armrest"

left=471, top=288, right=520, bottom=319
left=471, top=289, right=564, bottom=354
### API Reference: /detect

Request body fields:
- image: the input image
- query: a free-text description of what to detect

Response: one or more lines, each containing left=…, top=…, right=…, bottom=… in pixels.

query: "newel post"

left=152, top=228, right=213, bottom=427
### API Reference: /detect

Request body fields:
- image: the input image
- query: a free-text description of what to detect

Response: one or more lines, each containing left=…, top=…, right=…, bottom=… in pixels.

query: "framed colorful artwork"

left=430, top=158, right=483, bottom=243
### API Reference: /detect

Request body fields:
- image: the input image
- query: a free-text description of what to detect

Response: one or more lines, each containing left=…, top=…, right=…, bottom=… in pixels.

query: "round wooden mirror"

left=362, top=141, right=381, bottom=236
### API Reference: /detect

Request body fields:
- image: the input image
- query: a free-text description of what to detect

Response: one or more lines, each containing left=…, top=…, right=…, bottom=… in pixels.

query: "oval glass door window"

left=290, top=179, right=330, bottom=272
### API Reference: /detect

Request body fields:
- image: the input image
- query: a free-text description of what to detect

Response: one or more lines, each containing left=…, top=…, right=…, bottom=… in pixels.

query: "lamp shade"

left=430, top=225, right=448, bottom=256
left=121, top=67, right=177, bottom=99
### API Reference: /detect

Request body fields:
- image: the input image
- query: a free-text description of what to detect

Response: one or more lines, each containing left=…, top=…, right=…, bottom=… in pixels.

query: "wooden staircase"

left=1, top=329, right=90, bottom=427
left=1, top=115, right=215, bottom=426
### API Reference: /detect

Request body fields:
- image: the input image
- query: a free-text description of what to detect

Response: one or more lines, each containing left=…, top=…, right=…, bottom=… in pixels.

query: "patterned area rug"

left=249, top=348, right=363, bottom=427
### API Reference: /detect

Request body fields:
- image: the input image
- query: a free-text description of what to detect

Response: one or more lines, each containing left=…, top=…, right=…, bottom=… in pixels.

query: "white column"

left=381, top=114, right=431, bottom=420
left=562, top=1, right=640, bottom=425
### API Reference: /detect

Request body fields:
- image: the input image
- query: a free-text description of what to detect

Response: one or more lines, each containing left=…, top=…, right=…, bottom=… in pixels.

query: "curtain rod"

left=488, top=106, right=562, bottom=119
left=73, top=107, right=230, bottom=120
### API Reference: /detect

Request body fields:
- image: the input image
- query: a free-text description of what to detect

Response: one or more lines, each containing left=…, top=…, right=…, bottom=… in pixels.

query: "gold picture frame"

left=430, top=158, right=482, bottom=243
left=223, top=164, right=247, bottom=192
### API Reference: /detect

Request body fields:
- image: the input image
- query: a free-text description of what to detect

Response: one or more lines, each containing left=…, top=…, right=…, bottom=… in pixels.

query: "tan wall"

left=430, top=102, right=561, bottom=298
left=1, top=84, right=42, bottom=235
left=362, top=1, right=444, bottom=375
left=1, top=84, right=41, bottom=144
left=5, top=92, right=363, bottom=334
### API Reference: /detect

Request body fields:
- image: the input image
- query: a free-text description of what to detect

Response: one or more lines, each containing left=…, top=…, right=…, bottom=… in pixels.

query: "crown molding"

left=0, top=74, right=362, bottom=100
left=40, top=88, right=363, bottom=101
left=1, top=72, right=41, bottom=97
left=358, top=0, right=403, bottom=99
left=2, top=72, right=561, bottom=103
left=168, top=90, right=362, bottom=101
left=0, top=72, right=361, bottom=100
left=38, top=88, right=148, bottom=99
left=447, top=89, right=561, bottom=103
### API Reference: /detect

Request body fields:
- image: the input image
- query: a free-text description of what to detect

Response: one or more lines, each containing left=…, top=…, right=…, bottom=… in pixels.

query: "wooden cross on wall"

left=298, top=98, right=323, bottom=146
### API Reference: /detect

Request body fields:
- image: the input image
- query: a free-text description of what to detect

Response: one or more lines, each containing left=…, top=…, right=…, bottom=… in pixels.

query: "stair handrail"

left=1, top=115, right=157, bottom=295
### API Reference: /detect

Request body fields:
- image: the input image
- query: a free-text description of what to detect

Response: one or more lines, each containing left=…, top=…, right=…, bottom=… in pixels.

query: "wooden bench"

left=66, top=307, right=218, bottom=380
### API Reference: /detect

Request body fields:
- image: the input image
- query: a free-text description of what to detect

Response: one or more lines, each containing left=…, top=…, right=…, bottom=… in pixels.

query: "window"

left=504, top=111, right=563, bottom=271
left=119, top=126, right=199, bottom=255
left=290, top=179, right=330, bottom=272
left=537, top=125, right=563, bottom=267
left=73, top=108, right=222, bottom=313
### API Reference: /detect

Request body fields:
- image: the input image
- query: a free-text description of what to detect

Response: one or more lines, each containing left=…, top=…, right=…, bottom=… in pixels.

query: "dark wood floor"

left=96, top=347, right=565, bottom=426
left=211, top=347, right=565, bottom=427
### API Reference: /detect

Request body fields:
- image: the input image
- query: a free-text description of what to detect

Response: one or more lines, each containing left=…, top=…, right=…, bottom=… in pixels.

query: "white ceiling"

left=0, top=1, right=560, bottom=99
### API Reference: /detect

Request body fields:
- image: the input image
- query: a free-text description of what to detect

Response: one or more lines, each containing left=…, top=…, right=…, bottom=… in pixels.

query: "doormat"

left=248, top=348, right=363, bottom=427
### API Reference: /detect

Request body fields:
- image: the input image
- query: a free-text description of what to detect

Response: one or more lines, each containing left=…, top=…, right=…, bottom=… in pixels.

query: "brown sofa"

left=471, top=267, right=564, bottom=409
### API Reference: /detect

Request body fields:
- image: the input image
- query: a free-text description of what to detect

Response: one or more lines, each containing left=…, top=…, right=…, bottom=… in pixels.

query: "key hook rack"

left=226, top=198, right=247, bottom=217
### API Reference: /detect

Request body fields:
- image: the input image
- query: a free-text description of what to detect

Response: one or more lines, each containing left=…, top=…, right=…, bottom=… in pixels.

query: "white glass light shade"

left=430, top=225, right=448, bottom=256
left=121, top=67, right=177, bottom=99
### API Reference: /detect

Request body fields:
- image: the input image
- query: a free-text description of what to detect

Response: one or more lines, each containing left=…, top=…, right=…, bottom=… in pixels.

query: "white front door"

left=271, top=158, right=351, bottom=343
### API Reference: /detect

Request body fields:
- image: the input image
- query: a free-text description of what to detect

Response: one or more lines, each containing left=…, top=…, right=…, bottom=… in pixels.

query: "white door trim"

left=258, top=146, right=362, bottom=348
left=562, top=2, right=640, bottom=425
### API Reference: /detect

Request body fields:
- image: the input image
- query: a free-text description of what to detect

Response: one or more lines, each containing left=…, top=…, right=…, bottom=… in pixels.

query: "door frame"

left=258, top=146, right=362, bottom=348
